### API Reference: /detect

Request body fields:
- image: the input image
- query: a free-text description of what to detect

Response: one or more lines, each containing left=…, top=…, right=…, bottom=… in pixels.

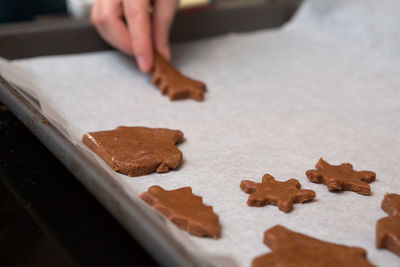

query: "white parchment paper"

left=2, top=0, right=400, bottom=266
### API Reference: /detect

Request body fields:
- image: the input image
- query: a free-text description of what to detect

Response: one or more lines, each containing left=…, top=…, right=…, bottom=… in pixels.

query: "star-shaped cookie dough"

left=306, top=158, right=376, bottom=195
left=240, top=174, right=316, bottom=213
left=152, top=51, right=206, bottom=101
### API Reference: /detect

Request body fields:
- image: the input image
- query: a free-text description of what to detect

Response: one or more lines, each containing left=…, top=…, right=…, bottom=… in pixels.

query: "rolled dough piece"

left=240, top=174, right=316, bottom=213
left=152, top=51, right=206, bottom=101
left=376, top=193, right=400, bottom=257
left=82, top=126, right=184, bottom=177
left=306, top=158, right=376, bottom=195
left=381, top=193, right=400, bottom=217
left=253, top=225, right=375, bottom=267
left=140, top=185, right=220, bottom=238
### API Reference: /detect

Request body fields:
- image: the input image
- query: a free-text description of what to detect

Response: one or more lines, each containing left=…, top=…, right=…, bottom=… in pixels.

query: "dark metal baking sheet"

left=0, top=3, right=291, bottom=266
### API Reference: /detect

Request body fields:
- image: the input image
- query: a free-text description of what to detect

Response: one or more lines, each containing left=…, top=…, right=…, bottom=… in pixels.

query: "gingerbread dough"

left=381, top=193, right=400, bottom=217
left=253, top=225, right=375, bottom=267
left=240, top=174, right=316, bottom=213
left=140, top=186, right=220, bottom=238
left=376, top=193, right=400, bottom=257
left=306, top=158, right=376, bottom=195
left=82, top=126, right=184, bottom=177
left=376, top=216, right=400, bottom=257
left=152, top=51, right=206, bottom=101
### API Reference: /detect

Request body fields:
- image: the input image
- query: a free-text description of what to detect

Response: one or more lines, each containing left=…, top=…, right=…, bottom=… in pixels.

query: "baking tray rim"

left=0, top=4, right=291, bottom=264
left=0, top=75, right=207, bottom=267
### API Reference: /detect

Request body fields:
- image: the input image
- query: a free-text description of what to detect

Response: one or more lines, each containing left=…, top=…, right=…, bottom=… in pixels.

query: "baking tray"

left=0, top=3, right=291, bottom=266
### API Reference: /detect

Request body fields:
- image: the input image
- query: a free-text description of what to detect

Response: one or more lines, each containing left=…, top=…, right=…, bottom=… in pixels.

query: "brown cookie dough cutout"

left=240, top=174, right=316, bottom=213
left=140, top=186, right=220, bottom=238
left=82, top=126, right=184, bottom=177
left=376, top=216, right=400, bottom=257
left=306, top=158, right=376, bottom=195
left=381, top=193, right=400, bottom=217
left=152, top=51, right=206, bottom=101
left=253, top=225, right=375, bottom=267
left=376, top=193, right=400, bottom=257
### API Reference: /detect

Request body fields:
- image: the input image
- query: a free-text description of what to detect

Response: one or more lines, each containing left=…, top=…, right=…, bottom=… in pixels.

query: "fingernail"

left=137, top=55, right=150, bottom=73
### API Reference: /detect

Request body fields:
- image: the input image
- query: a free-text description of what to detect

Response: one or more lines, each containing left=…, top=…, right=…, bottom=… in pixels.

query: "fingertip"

left=136, top=54, right=153, bottom=73
left=152, top=0, right=177, bottom=62
left=156, top=45, right=171, bottom=61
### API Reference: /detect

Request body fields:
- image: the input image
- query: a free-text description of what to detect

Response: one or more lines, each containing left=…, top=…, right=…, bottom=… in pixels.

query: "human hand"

left=91, top=0, right=180, bottom=73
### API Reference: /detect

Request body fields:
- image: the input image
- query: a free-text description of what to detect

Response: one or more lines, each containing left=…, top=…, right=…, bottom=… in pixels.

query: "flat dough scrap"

left=152, top=51, right=206, bottom=101
left=82, top=126, right=184, bottom=177
left=140, top=186, right=220, bottom=238
left=376, top=216, right=400, bottom=257
left=381, top=193, right=400, bottom=217
left=240, top=174, right=316, bottom=213
left=376, top=193, right=400, bottom=257
left=306, top=158, right=376, bottom=195
left=253, top=225, right=375, bottom=267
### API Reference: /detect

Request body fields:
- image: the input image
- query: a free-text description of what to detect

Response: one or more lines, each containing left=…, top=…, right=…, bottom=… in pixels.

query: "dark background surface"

left=0, top=102, right=159, bottom=267
left=0, top=0, right=67, bottom=23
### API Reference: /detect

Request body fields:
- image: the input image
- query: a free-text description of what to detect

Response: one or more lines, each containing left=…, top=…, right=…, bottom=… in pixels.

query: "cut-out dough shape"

left=240, top=174, right=316, bottom=213
left=381, top=193, right=400, bottom=217
left=140, top=186, right=220, bottom=238
left=253, top=225, right=375, bottom=267
left=306, top=158, right=376, bottom=195
left=152, top=51, right=206, bottom=101
left=376, top=193, right=400, bottom=257
left=82, top=126, right=183, bottom=177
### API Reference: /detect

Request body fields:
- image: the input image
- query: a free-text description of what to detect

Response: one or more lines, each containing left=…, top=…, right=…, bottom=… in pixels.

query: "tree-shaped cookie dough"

left=306, top=158, right=376, bottom=195
left=240, top=174, right=316, bottom=213
left=140, top=186, right=220, bottom=238
left=152, top=51, right=206, bottom=101
left=252, top=225, right=375, bottom=267
left=82, top=126, right=184, bottom=177
left=376, top=193, right=400, bottom=257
